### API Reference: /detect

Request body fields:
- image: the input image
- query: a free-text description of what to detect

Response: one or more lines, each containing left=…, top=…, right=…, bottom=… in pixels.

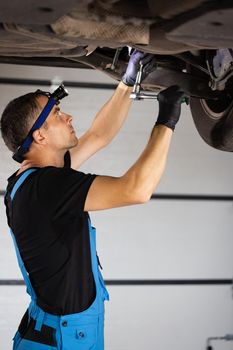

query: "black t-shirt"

left=4, top=152, right=97, bottom=315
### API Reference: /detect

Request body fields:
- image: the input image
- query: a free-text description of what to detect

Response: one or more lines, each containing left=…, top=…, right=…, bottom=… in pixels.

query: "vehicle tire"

left=190, top=91, right=233, bottom=151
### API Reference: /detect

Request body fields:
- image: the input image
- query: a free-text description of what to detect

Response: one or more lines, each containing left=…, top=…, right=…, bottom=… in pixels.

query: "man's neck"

left=17, top=151, right=66, bottom=175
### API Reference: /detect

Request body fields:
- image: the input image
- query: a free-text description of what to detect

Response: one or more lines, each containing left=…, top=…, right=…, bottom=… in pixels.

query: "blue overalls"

left=9, top=169, right=109, bottom=350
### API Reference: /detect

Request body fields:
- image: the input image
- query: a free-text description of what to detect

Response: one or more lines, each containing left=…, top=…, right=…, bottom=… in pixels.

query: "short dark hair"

left=0, top=92, right=42, bottom=152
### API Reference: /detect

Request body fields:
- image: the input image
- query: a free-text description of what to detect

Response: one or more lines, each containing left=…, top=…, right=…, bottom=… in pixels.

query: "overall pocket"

left=61, top=322, right=98, bottom=350
left=75, top=323, right=98, bottom=350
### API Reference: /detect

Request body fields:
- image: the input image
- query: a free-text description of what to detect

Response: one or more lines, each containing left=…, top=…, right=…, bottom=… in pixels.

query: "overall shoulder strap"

left=9, top=168, right=38, bottom=300
left=10, top=168, right=37, bottom=200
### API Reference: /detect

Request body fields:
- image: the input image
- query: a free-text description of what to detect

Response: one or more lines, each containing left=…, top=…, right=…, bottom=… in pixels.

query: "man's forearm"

left=126, top=85, right=184, bottom=200
left=124, top=125, right=173, bottom=202
left=89, top=81, right=133, bottom=146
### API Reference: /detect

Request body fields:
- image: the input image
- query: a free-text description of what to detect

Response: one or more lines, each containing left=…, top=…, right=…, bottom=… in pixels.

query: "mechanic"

left=1, top=50, right=184, bottom=350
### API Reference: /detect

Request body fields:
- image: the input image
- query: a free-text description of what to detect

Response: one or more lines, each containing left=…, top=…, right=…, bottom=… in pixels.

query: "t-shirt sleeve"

left=37, top=167, right=97, bottom=217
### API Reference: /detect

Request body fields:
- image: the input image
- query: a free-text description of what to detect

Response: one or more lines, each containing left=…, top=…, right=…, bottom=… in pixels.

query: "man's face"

left=35, top=95, right=79, bottom=151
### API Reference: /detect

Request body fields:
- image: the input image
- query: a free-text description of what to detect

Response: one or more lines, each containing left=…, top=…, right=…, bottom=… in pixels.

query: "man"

left=1, top=51, right=184, bottom=350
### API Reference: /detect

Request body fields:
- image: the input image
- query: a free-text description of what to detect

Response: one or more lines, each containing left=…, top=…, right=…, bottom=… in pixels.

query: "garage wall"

left=0, top=64, right=232, bottom=350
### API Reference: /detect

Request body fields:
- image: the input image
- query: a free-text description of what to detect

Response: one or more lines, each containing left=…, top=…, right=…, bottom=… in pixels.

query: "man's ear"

left=32, top=129, right=46, bottom=145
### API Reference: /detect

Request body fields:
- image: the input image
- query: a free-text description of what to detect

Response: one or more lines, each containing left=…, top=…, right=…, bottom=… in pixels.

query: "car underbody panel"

left=0, top=0, right=233, bottom=58
left=0, top=0, right=233, bottom=152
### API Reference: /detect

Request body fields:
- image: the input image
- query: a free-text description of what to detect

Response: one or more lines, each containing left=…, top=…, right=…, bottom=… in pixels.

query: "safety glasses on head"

left=13, top=84, right=68, bottom=163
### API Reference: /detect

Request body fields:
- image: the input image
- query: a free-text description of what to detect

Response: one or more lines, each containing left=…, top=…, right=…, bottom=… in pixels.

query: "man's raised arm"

left=84, top=86, right=185, bottom=211
left=70, top=51, right=156, bottom=169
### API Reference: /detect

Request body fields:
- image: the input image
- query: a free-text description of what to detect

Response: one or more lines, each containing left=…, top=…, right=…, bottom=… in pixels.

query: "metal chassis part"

left=0, top=51, right=219, bottom=100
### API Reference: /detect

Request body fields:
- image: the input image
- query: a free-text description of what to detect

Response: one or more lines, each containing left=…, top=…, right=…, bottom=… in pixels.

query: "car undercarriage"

left=0, top=0, right=233, bottom=151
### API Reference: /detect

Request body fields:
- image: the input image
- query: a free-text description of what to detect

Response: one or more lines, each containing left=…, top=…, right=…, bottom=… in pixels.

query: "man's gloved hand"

left=155, top=85, right=185, bottom=131
left=122, top=50, right=156, bottom=86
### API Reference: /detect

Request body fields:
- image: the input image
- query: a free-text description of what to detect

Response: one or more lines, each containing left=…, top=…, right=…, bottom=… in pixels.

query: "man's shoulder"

left=32, top=166, right=88, bottom=187
left=6, top=166, right=85, bottom=195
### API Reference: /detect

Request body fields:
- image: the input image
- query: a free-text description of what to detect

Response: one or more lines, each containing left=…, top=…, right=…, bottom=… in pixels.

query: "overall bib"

left=9, top=169, right=109, bottom=350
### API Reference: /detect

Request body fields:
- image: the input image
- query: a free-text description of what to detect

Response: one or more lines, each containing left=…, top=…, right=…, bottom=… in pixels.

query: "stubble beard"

left=69, top=135, right=79, bottom=149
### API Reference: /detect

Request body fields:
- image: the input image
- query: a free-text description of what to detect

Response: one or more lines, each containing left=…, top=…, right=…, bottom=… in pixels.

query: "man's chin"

left=70, top=137, right=79, bottom=149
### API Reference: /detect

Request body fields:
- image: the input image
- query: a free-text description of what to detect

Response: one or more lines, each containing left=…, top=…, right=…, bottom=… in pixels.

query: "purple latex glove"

left=122, top=50, right=156, bottom=86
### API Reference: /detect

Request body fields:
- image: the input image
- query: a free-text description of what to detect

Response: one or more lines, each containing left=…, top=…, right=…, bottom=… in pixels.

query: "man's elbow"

left=137, top=193, right=151, bottom=204
left=122, top=176, right=153, bottom=205
left=127, top=190, right=151, bottom=205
